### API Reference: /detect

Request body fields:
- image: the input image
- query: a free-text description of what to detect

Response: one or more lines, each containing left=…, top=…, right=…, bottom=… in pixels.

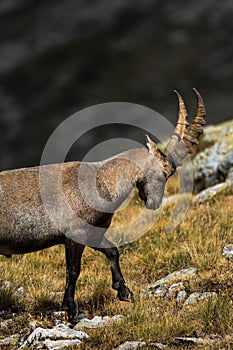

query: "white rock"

left=0, top=280, right=12, bottom=289
left=144, top=283, right=168, bottom=298
left=52, top=291, right=64, bottom=296
left=175, top=336, right=215, bottom=345
left=149, top=343, right=167, bottom=349
left=114, top=340, right=146, bottom=349
left=74, top=314, right=124, bottom=330
left=222, top=244, right=233, bottom=261
left=176, top=290, right=187, bottom=303
left=154, top=268, right=196, bottom=286
left=29, top=320, right=37, bottom=330
left=19, top=323, right=89, bottom=349
left=185, top=292, right=200, bottom=304
left=144, top=268, right=196, bottom=296
left=14, top=286, right=26, bottom=299
left=175, top=337, right=199, bottom=345
left=185, top=292, right=217, bottom=305
left=43, top=339, right=82, bottom=349
left=167, top=282, right=185, bottom=298
left=195, top=182, right=228, bottom=202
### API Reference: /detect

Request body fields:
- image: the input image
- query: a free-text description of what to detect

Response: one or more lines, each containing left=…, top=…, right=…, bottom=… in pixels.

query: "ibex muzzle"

left=0, top=89, right=206, bottom=322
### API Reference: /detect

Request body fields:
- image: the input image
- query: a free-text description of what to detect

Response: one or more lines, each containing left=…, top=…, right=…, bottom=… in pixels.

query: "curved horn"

left=173, top=90, right=190, bottom=138
left=182, top=88, right=206, bottom=153
left=164, top=89, right=206, bottom=170
left=165, top=90, right=190, bottom=156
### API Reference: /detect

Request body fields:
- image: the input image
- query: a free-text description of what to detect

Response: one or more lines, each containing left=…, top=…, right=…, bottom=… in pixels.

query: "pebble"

left=222, top=244, right=233, bottom=261
left=176, top=290, right=187, bottom=303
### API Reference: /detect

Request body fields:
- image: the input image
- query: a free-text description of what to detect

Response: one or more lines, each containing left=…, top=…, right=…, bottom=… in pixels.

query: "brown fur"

left=0, top=89, right=206, bottom=321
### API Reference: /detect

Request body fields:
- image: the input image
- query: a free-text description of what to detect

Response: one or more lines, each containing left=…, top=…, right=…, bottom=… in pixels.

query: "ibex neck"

left=96, top=147, right=148, bottom=206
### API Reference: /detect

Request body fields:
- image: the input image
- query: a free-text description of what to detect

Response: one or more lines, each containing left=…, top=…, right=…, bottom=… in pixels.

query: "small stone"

left=176, top=290, right=187, bottom=303
left=185, top=292, right=200, bottom=304
left=195, top=182, right=228, bottom=202
left=14, top=286, right=26, bottom=299
left=175, top=337, right=201, bottom=345
left=44, top=338, right=82, bottom=349
left=167, top=282, right=185, bottom=298
left=0, top=280, right=12, bottom=289
left=175, top=337, right=214, bottom=345
left=52, top=291, right=64, bottom=296
left=77, top=312, right=86, bottom=320
left=201, top=292, right=217, bottom=299
left=149, top=342, right=167, bottom=349
left=222, top=244, right=233, bottom=261
left=53, top=319, right=62, bottom=326
left=52, top=311, right=67, bottom=318
left=151, top=284, right=168, bottom=298
left=114, top=340, right=146, bottom=349
left=74, top=315, right=124, bottom=330
left=29, top=320, right=37, bottom=330
left=185, top=292, right=217, bottom=305
left=112, top=315, right=124, bottom=322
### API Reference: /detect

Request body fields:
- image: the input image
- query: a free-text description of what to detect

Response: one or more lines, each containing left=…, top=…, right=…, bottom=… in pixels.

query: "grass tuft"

left=0, top=285, right=15, bottom=310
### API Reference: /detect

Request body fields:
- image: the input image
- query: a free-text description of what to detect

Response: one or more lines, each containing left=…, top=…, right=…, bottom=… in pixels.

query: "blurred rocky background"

left=0, top=0, right=232, bottom=170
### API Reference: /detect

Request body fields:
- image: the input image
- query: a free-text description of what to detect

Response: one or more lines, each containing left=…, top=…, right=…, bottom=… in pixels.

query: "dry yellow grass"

left=0, top=179, right=233, bottom=349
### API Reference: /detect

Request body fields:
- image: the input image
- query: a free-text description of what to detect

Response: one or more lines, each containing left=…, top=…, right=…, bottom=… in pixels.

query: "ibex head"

left=136, top=88, right=206, bottom=210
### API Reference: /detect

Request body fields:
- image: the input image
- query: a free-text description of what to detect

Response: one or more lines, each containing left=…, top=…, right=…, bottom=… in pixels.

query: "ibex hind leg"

left=93, top=236, right=134, bottom=303
left=62, top=238, right=85, bottom=322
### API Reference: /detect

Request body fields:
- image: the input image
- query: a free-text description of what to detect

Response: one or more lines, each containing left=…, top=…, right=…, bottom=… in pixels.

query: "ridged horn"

left=182, top=88, right=206, bottom=153
left=173, top=90, right=190, bottom=138
left=165, top=89, right=206, bottom=169
left=165, top=90, right=190, bottom=156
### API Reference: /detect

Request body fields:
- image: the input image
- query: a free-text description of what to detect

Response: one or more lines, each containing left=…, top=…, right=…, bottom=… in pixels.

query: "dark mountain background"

left=0, top=0, right=232, bottom=170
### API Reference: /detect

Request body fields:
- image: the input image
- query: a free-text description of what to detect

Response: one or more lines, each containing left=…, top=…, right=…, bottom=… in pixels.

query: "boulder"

left=192, top=120, right=233, bottom=199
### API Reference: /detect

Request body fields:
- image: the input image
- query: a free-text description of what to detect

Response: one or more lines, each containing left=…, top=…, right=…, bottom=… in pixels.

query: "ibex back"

left=0, top=89, right=206, bottom=321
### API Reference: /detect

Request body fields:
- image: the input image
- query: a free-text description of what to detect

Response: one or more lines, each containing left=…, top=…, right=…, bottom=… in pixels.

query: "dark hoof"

left=67, top=310, right=86, bottom=324
left=117, top=284, right=135, bottom=303
left=62, top=304, right=86, bottom=323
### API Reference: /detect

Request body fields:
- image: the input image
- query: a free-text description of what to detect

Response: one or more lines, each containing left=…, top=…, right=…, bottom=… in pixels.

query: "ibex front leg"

left=62, top=238, right=85, bottom=322
left=94, top=236, right=134, bottom=302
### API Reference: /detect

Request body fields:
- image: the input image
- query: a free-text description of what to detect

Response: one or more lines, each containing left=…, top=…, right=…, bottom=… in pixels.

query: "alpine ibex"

left=0, top=89, right=206, bottom=321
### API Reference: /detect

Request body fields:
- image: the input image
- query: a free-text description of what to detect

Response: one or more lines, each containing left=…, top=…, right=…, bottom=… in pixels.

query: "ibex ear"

left=146, top=135, right=174, bottom=177
left=145, top=135, right=165, bottom=161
